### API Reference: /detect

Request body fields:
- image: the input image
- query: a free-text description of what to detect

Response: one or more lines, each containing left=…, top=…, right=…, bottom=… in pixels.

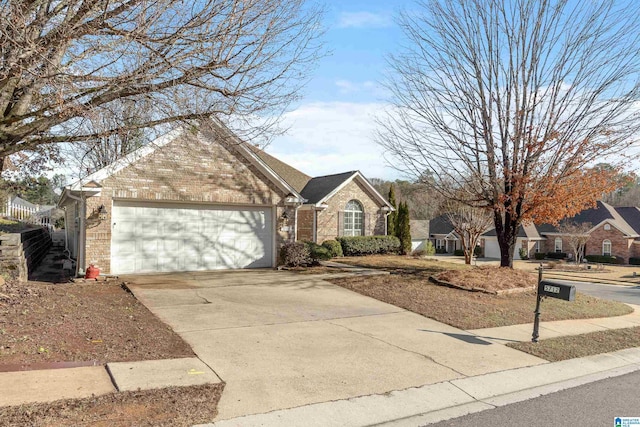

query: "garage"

left=111, top=201, right=274, bottom=274
left=483, top=237, right=501, bottom=259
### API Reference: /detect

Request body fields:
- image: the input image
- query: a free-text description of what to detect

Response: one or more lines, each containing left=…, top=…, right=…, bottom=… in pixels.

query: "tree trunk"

left=494, top=211, right=518, bottom=268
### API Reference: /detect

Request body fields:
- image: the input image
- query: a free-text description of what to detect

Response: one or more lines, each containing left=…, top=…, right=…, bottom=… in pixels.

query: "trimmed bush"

left=454, top=249, right=464, bottom=256
left=280, top=241, right=312, bottom=267
left=546, top=252, right=567, bottom=259
left=585, top=254, right=624, bottom=264
left=305, top=241, right=331, bottom=263
left=534, top=252, right=546, bottom=260
left=435, top=248, right=447, bottom=254
left=518, top=247, right=529, bottom=260
left=474, top=246, right=482, bottom=257
left=424, top=241, right=436, bottom=256
left=337, top=235, right=401, bottom=256
left=630, top=257, right=640, bottom=265
left=322, top=239, right=343, bottom=258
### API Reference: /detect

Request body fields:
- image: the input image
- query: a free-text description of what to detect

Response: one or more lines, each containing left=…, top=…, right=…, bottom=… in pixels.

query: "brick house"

left=481, top=201, right=640, bottom=263
left=58, top=121, right=393, bottom=275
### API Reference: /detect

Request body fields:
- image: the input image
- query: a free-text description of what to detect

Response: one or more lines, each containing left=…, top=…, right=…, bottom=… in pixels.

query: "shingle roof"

left=299, top=171, right=357, bottom=204
left=538, top=201, right=639, bottom=237
left=245, top=145, right=311, bottom=193
left=482, top=225, right=535, bottom=238
left=615, top=206, right=640, bottom=236
left=410, top=220, right=430, bottom=239
left=429, top=215, right=454, bottom=235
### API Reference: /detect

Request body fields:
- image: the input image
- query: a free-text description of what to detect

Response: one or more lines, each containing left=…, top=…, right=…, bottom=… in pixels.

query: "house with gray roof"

left=480, top=201, right=640, bottom=263
left=59, top=121, right=393, bottom=275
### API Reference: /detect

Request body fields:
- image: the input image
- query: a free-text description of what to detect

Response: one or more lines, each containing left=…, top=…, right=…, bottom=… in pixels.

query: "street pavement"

left=547, top=278, right=640, bottom=305
left=429, top=369, right=640, bottom=427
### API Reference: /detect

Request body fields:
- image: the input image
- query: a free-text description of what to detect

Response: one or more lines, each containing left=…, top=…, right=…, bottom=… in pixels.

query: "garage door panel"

left=111, top=202, right=273, bottom=274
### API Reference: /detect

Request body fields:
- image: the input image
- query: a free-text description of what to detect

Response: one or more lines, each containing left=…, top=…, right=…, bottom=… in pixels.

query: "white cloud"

left=337, top=11, right=392, bottom=29
left=334, top=79, right=388, bottom=98
left=264, top=102, right=399, bottom=180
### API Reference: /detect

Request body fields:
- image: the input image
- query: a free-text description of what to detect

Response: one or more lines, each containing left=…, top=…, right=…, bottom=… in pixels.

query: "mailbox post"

left=532, top=266, right=576, bottom=343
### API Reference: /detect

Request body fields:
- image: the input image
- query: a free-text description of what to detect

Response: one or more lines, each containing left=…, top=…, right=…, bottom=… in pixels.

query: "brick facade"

left=81, top=131, right=293, bottom=273
left=314, top=179, right=386, bottom=243
left=542, top=223, right=635, bottom=263
left=296, top=209, right=314, bottom=242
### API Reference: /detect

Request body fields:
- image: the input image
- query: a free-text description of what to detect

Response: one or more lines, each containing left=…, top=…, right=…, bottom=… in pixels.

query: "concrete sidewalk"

left=0, top=357, right=221, bottom=407
left=469, top=303, right=640, bottom=344
left=201, top=347, right=640, bottom=427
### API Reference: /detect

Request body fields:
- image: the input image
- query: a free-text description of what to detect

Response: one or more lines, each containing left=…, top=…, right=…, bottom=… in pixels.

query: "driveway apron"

left=124, top=271, right=544, bottom=420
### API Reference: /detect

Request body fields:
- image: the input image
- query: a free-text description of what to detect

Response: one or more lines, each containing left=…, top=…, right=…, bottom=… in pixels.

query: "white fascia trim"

left=316, top=171, right=393, bottom=209
left=68, top=128, right=184, bottom=191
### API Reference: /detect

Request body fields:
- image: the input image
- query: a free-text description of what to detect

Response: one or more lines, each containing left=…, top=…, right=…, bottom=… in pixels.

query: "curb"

left=201, top=348, right=640, bottom=427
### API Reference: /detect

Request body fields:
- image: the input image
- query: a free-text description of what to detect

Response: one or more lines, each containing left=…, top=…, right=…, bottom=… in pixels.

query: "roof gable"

left=300, top=171, right=356, bottom=204
left=63, top=122, right=303, bottom=200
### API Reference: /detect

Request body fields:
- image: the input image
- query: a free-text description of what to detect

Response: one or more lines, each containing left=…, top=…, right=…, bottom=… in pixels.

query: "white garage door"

left=111, top=201, right=273, bottom=274
left=483, top=238, right=501, bottom=259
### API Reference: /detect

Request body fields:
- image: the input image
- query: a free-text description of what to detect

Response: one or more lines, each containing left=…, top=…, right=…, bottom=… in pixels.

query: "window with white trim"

left=603, top=240, right=612, bottom=256
left=343, top=200, right=364, bottom=236
left=555, top=238, right=562, bottom=253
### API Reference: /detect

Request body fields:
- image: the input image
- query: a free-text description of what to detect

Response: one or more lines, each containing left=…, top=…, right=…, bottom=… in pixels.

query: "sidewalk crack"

left=326, top=320, right=467, bottom=377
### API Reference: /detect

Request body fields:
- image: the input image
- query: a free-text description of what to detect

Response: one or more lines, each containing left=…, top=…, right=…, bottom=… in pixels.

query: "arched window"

left=344, top=200, right=364, bottom=236
left=554, top=237, right=562, bottom=253
left=602, top=240, right=612, bottom=256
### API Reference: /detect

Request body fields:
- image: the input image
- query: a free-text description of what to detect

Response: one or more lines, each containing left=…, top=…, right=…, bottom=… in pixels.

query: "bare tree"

left=0, top=0, right=324, bottom=171
left=376, top=0, right=640, bottom=267
left=557, top=221, right=592, bottom=264
left=443, top=199, right=493, bottom=265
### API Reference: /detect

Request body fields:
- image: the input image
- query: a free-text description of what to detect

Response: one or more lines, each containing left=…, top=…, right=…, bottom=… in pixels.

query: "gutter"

left=61, top=190, right=86, bottom=278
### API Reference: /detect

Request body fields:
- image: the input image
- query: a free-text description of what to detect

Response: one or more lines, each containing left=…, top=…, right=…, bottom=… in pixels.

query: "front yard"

left=330, top=255, right=632, bottom=330
left=0, top=277, right=224, bottom=426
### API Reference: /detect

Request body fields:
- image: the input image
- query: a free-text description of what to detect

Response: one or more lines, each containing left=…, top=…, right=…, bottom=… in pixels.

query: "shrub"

left=534, top=252, right=546, bottom=260
left=630, top=257, right=640, bottom=265
left=474, top=246, right=483, bottom=257
left=279, top=241, right=311, bottom=267
left=322, top=240, right=343, bottom=258
left=337, top=235, right=401, bottom=256
left=546, top=252, right=567, bottom=259
left=518, top=247, right=529, bottom=260
left=305, top=241, right=332, bottom=263
left=585, top=254, right=624, bottom=264
left=424, top=241, right=436, bottom=256
left=454, top=249, right=464, bottom=256
left=435, top=248, right=447, bottom=254
left=412, top=249, right=426, bottom=257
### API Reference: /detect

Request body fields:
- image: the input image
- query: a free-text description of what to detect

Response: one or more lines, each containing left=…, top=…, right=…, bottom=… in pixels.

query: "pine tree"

left=396, top=201, right=412, bottom=255
left=387, top=184, right=397, bottom=236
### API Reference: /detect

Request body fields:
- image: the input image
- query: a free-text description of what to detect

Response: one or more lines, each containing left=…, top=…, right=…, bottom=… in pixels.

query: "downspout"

left=64, top=192, right=86, bottom=277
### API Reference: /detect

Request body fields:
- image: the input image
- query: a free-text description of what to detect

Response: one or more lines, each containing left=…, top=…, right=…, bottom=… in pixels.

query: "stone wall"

left=0, top=228, right=52, bottom=281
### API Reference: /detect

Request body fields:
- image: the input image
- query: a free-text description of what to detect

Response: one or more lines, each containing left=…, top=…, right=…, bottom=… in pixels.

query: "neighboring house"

left=481, top=223, right=545, bottom=260
left=426, top=214, right=461, bottom=253
left=58, top=122, right=393, bottom=276
left=480, top=201, right=640, bottom=263
left=410, top=220, right=430, bottom=252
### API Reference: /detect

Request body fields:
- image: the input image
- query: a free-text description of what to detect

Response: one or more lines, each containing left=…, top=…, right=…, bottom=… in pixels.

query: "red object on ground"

left=85, top=265, right=100, bottom=279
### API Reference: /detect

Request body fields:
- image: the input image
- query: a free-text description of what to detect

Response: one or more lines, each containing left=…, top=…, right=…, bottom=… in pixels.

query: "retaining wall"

left=0, top=228, right=52, bottom=281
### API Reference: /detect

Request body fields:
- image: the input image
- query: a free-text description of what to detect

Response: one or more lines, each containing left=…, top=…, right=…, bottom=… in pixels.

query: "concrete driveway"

left=124, top=270, right=545, bottom=420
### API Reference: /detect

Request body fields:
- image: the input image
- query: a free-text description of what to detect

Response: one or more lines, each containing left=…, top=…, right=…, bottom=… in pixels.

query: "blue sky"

left=265, top=0, right=413, bottom=181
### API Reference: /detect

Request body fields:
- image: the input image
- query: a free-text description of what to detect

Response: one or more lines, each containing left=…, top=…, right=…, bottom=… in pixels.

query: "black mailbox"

left=538, top=280, right=576, bottom=302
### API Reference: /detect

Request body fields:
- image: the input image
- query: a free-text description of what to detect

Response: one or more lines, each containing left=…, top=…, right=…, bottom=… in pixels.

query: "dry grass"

left=334, top=255, right=470, bottom=272
left=435, top=266, right=535, bottom=292
left=0, top=383, right=224, bottom=427
left=513, top=260, right=640, bottom=285
left=508, top=327, right=640, bottom=362
left=329, top=273, right=632, bottom=329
